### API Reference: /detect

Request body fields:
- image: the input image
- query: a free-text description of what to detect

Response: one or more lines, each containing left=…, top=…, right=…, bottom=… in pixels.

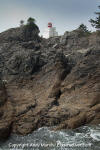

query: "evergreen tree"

left=24, top=17, right=39, bottom=41
left=78, top=24, right=89, bottom=33
left=89, top=6, right=100, bottom=30
left=26, top=17, right=39, bottom=30
left=27, top=17, right=36, bottom=25
left=20, top=20, right=24, bottom=26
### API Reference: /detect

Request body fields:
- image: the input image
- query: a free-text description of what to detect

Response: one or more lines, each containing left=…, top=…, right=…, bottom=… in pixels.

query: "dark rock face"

left=0, top=27, right=100, bottom=138
left=0, top=25, right=40, bottom=43
left=0, top=80, right=7, bottom=106
left=6, top=51, right=45, bottom=76
left=0, top=80, right=13, bottom=140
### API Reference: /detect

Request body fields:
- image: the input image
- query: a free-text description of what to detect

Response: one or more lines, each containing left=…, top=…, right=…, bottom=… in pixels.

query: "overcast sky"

left=0, top=0, right=99, bottom=35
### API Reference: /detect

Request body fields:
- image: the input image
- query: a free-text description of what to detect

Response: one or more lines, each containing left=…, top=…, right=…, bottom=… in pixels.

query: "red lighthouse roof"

left=48, top=22, right=52, bottom=28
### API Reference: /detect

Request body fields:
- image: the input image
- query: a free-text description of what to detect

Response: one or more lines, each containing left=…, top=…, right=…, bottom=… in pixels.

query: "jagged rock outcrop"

left=0, top=25, right=40, bottom=42
left=0, top=26, right=100, bottom=138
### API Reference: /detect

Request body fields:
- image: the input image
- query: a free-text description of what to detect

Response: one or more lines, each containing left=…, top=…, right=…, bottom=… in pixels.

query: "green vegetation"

left=78, top=24, right=91, bottom=37
left=89, top=5, right=100, bottom=30
left=25, top=17, right=39, bottom=31
left=22, top=17, right=39, bottom=41
left=27, top=17, right=36, bottom=25
left=78, top=24, right=89, bottom=33
left=20, top=20, right=24, bottom=26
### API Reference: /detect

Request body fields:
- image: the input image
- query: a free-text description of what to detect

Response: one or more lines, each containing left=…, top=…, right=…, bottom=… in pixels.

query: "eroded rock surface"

left=0, top=80, right=13, bottom=140
left=0, top=27, right=100, bottom=138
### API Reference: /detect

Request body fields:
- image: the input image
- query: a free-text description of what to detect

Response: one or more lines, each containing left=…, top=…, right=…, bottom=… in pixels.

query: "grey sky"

left=0, top=0, right=99, bottom=35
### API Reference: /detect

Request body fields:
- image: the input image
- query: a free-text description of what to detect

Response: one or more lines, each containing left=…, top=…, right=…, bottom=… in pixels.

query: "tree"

left=24, top=17, right=40, bottom=41
left=78, top=24, right=89, bottom=33
left=77, top=24, right=90, bottom=37
left=26, top=17, right=39, bottom=30
left=27, top=17, right=36, bottom=25
left=89, top=5, right=100, bottom=30
left=20, top=20, right=24, bottom=26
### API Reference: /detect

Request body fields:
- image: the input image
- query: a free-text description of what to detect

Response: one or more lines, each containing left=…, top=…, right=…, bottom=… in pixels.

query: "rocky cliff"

left=0, top=26, right=100, bottom=139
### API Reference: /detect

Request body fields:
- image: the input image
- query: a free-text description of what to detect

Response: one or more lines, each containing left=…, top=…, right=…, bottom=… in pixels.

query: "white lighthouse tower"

left=43, top=22, right=58, bottom=39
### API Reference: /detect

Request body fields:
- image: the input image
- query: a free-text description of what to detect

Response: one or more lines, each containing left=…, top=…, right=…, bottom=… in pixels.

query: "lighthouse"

left=43, top=22, right=58, bottom=39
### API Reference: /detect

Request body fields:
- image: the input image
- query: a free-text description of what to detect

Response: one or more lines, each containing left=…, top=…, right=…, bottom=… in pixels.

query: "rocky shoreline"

left=0, top=26, right=100, bottom=139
